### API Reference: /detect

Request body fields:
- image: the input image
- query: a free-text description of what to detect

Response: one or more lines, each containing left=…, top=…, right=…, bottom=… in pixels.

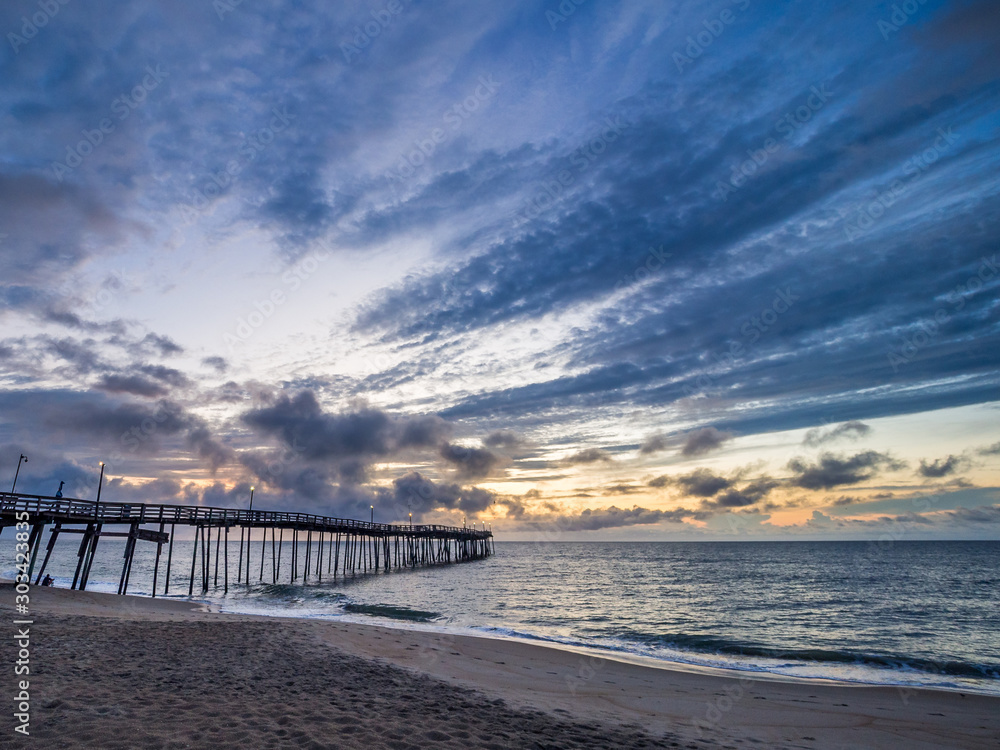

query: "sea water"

left=4, top=536, right=998, bottom=696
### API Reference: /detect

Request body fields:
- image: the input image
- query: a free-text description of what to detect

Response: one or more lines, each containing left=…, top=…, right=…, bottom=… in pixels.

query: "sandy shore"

left=3, top=584, right=997, bottom=748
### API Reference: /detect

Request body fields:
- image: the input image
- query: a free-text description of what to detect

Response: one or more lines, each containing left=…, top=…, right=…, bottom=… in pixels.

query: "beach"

left=4, top=583, right=997, bottom=749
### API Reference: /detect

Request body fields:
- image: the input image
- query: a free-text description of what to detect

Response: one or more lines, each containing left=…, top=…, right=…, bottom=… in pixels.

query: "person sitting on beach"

left=42, top=575, right=54, bottom=587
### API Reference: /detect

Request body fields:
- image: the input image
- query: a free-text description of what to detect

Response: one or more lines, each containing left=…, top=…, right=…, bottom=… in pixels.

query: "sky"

left=1, top=0, right=998, bottom=540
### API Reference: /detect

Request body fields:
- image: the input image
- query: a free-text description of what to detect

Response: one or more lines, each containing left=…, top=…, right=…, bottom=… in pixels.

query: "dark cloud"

left=561, top=448, right=613, bottom=465
left=803, top=421, right=871, bottom=447
left=391, top=472, right=498, bottom=516
left=483, top=429, right=524, bottom=451
left=702, top=479, right=778, bottom=510
left=675, top=468, right=734, bottom=497
left=681, top=428, right=733, bottom=457
left=978, top=442, right=1000, bottom=456
left=787, top=451, right=905, bottom=490
left=202, top=356, right=229, bottom=373
left=439, top=442, right=501, bottom=480
left=832, top=495, right=861, bottom=506
left=520, top=505, right=693, bottom=532
left=918, top=455, right=966, bottom=478
left=639, top=433, right=669, bottom=455
left=242, top=392, right=449, bottom=462
left=186, top=427, right=234, bottom=473
left=95, top=374, right=169, bottom=398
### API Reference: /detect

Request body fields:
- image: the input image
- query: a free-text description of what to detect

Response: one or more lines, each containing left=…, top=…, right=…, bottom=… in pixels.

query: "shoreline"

left=5, top=583, right=1000, bottom=748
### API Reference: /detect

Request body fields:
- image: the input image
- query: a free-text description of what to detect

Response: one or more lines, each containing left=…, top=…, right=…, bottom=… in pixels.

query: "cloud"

left=917, top=455, right=966, bottom=478
left=391, top=471, right=498, bottom=516
left=655, top=468, right=733, bottom=497
left=978, top=442, right=1000, bottom=456
left=639, top=433, right=669, bottom=455
left=202, top=356, right=229, bottom=373
left=521, top=505, right=693, bottom=532
left=241, top=391, right=450, bottom=462
left=701, top=479, right=778, bottom=509
left=802, top=420, right=872, bottom=447
left=561, top=447, right=613, bottom=465
left=439, top=442, right=501, bottom=479
left=681, top=427, right=733, bottom=457
left=483, top=429, right=524, bottom=451
left=787, top=450, right=905, bottom=490
left=95, top=374, right=170, bottom=398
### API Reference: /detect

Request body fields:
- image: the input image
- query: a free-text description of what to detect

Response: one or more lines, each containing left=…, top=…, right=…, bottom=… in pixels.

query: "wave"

left=607, top=628, right=1000, bottom=680
left=343, top=603, right=442, bottom=623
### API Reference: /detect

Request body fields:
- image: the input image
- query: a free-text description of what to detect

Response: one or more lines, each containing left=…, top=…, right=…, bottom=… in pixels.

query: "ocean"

left=5, top=536, right=999, bottom=696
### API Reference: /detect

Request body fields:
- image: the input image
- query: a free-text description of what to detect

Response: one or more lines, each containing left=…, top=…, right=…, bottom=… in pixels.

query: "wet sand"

left=4, top=583, right=997, bottom=749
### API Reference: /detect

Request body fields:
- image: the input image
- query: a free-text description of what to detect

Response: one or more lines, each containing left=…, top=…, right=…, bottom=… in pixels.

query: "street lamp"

left=10, top=454, right=27, bottom=494
left=249, top=485, right=255, bottom=513
left=95, top=461, right=105, bottom=503
left=370, top=505, right=374, bottom=524
left=409, top=512, right=412, bottom=528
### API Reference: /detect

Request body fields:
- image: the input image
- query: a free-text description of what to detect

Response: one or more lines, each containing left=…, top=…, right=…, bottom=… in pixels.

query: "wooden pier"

left=0, top=492, right=494, bottom=597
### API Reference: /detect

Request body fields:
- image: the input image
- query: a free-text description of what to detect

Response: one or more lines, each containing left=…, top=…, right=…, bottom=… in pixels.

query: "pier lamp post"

left=409, top=512, right=412, bottom=529
left=10, top=454, right=27, bottom=494
left=95, top=461, right=106, bottom=503
left=370, top=505, right=374, bottom=524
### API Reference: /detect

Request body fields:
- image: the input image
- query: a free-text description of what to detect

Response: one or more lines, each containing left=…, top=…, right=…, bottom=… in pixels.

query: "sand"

left=3, top=583, right=998, bottom=749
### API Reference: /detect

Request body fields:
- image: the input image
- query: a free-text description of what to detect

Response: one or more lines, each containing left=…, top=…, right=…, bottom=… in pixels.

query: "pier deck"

left=0, top=492, right=493, bottom=597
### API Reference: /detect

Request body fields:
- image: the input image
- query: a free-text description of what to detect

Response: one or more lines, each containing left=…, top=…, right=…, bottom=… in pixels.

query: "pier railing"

left=0, top=492, right=490, bottom=538
left=0, top=491, right=493, bottom=598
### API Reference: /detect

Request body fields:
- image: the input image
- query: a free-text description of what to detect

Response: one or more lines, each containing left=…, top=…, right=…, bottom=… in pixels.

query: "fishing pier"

left=0, top=492, right=494, bottom=597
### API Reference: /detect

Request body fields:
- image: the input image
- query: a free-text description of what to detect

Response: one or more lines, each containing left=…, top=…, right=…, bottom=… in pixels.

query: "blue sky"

left=1, top=0, right=998, bottom=539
